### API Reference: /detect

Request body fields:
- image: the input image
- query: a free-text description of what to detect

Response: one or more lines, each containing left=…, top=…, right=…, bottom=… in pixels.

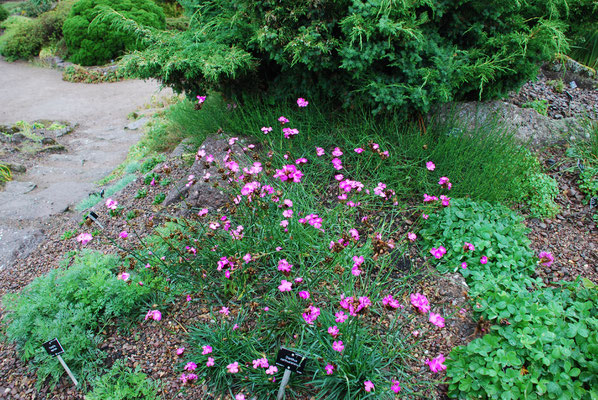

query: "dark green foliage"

left=0, top=6, right=8, bottom=22
left=0, top=1, right=75, bottom=61
left=22, top=0, right=55, bottom=17
left=86, top=359, right=160, bottom=400
left=63, top=0, right=165, bottom=66
left=3, top=250, right=152, bottom=388
left=122, top=0, right=593, bottom=113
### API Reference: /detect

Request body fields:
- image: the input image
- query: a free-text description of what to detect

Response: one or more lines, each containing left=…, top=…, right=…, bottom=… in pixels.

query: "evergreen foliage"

left=63, top=0, right=165, bottom=66
left=0, top=5, right=8, bottom=22
left=120, top=0, right=596, bottom=113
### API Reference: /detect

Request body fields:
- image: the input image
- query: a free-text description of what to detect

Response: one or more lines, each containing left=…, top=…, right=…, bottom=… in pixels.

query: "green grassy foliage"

left=76, top=173, right=137, bottom=211
left=63, top=0, right=165, bottom=66
left=3, top=251, right=153, bottom=389
left=22, top=0, right=54, bottom=17
left=0, top=0, right=75, bottom=61
left=86, top=359, right=160, bottom=400
left=122, top=0, right=588, bottom=114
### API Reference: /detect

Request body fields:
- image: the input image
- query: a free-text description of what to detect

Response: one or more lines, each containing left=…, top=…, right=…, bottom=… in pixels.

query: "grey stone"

left=5, top=163, right=26, bottom=174
left=10, top=133, right=28, bottom=144
left=0, top=227, right=45, bottom=271
left=3, top=181, right=37, bottom=194
left=170, top=138, right=195, bottom=158
left=36, top=144, right=66, bottom=154
left=125, top=117, right=149, bottom=131
left=41, top=137, right=58, bottom=145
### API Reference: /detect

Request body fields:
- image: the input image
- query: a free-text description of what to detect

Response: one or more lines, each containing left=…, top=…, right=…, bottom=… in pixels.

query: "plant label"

left=42, top=338, right=78, bottom=386
left=275, top=348, right=307, bottom=374
left=85, top=211, right=104, bottom=229
left=42, top=338, right=64, bottom=357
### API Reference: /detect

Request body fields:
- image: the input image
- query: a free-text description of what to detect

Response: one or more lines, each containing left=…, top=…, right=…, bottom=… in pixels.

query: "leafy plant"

left=0, top=163, right=12, bottom=184
left=62, top=64, right=131, bottom=83
left=22, top=0, right=54, bottom=17
left=135, top=188, right=148, bottom=199
left=60, top=229, right=78, bottom=240
left=522, top=99, right=549, bottom=116
left=152, top=193, right=166, bottom=204
left=86, top=359, right=161, bottom=400
left=3, top=250, right=153, bottom=389
left=63, top=0, right=165, bottom=66
left=547, top=79, right=565, bottom=93
left=447, top=282, right=598, bottom=400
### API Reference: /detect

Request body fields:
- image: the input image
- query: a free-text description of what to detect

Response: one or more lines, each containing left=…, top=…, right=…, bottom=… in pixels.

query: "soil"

left=0, top=60, right=596, bottom=399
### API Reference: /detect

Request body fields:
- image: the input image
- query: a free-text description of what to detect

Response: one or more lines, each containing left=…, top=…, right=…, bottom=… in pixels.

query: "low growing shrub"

left=122, top=0, right=592, bottom=113
left=63, top=0, right=165, bottom=66
left=3, top=250, right=153, bottom=388
left=0, top=5, right=8, bottom=22
left=22, top=0, right=54, bottom=17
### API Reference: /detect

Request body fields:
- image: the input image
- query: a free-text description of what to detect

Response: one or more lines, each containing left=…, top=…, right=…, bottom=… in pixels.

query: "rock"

left=10, top=133, right=28, bottom=144
left=164, top=134, right=256, bottom=211
left=4, top=163, right=26, bottom=174
left=3, top=181, right=37, bottom=194
left=170, top=138, right=194, bottom=158
left=41, top=137, right=58, bottom=146
left=36, top=144, right=66, bottom=154
left=433, top=100, right=584, bottom=148
left=125, top=117, right=149, bottom=131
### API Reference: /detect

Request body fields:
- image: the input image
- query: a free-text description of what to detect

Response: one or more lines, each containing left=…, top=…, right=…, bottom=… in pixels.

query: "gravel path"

left=0, top=59, right=171, bottom=271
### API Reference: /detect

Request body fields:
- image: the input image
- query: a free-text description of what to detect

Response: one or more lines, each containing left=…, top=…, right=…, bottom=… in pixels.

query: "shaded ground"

left=0, top=59, right=171, bottom=271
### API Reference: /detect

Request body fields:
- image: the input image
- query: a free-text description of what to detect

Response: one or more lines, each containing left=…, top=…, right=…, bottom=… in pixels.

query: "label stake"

left=276, top=369, right=292, bottom=400
left=57, top=355, right=79, bottom=386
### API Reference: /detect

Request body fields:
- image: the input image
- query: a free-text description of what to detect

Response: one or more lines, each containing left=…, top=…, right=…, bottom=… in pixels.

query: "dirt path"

left=0, top=59, right=171, bottom=271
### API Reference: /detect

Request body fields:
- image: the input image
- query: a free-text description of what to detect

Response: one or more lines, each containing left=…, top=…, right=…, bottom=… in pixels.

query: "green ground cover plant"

left=86, top=359, right=161, bottom=400
left=119, top=0, right=594, bottom=113
left=521, top=99, right=549, bottom=116
left=3, top=250, right=155, bottom=389
left=63, top=0, right=165, bottom=66
left=419, top=198, right=597, bottom=399
left=76, top=173, right=137, bottom=211
left=567, top=120, right=598, bottom=220
left=0, top=163, right=12, bottom=183
left=62, top=64, right=131, bottom=83
left=22, top=0, right=55, bottom=17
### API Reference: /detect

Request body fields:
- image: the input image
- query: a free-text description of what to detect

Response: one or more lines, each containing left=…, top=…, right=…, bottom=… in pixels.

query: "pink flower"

left=391, top=379, right=401, bottom=393
left=429, top=312, right=445, bottom=328
left=328, top=326, right=340, bottom=337
left=117, top=272, right=130, bottom=281
left=325, top=364, right=334, bottom=375
left=283, top=127, right=299, bottom=139
left=185, top=362, right=197, bottom=371
left=430, top=246, right=447, bottom=259
left=145, top=309, right=162, bottom=321
left=252, top=358, right=269, bottom=369
left=278, top=280, right=292, bottom=292
left=463, top=242, right=475, bottom=252
left=266, top=365, right=278, bottom=375
left=335, top=311, right=348, bottom=323
left=298, top=291, right=310, bottom=300
left=407, top=232, right=417, bottom=242
left=202, top=345, right=213, bottom=355
left=480, top=256, right=488, bottom=265
left=426, top=354, right=447, bottom=373
left=424, top=193, right=439, bottom=202
left=176, top=347, right=185, bottom=356
left=76, top=233, right=93, bottom=245
left=332, top=340, right=344, bottom=352
left=219, top=307, right=230, bottom=316
left=227, top=362, right=240, bottom=373
left=332, top=147, right=343, bottom=157
left=538, top=251, right=554, bottom=267
left=410, top=293, right=430, bottom=313
left=438, top=176, right=450, bottom=187
left=196, top=95, right=206, bottom=104
left=349, top=228, right=359, bottom=241
left=278, top=116, right=289, bottom=124
left=105, top=198, right=118, bottom=210
left=422, top=213, right=429, bottom=220
left=235, top=394, right=246, bottom=400
left=273, top=165, right=304, bottom=183
left=351, top=266, right=362, bottom=276
left=119, top=231, right=128, bottom=239
left=354, top=148, right=364, bottom=153
left=364, top=381, right=375, bottom=392
left=302, top=306, right=320, bottom=324
left=426, top=161, right=436, bottom=171
left=282, top=209, right=293, bottom=218
left=295, top=157, right=308, bottom=165
left=243, top=253, right=252, bottom=263
left=206, top=357, right=215, bottom=367
left=228, top=137, right=238, bottom=145
left=316, top=147, right=325, bottom=156
left=261, top=126, right=273, bottom=134
left=440, top=195, right=451, bottom=207
left=297, top=98, right=309, bottom=107
left=461, top=262, right=467, bottom=269
left=382, top=295, right=400, bottom=309
left=278, top=259, right=293, bottom=273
